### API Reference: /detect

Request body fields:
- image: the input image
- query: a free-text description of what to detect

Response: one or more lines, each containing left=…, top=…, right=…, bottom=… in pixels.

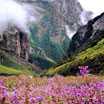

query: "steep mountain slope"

left=0, top=0, right=92, bottom=72
left=45, top=38, right=104, bottom=76
left=13, top=0, right=92, bottom=69
left=0, top=26, right=41, bottom=76
left=45, top=13, right=104, bottom=76
left=29, top=0, right=84, bottom=68
left=0, top=48, right=40, bottom=76
left=68, top=12, right=104, bottom=56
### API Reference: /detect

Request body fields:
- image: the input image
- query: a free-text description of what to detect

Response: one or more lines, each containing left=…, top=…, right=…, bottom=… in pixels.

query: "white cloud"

left=0, top=0, right=41, bottom=34
left=65, top=25, right=76, bottom=39
left=79, top=0, right=104, bottom=18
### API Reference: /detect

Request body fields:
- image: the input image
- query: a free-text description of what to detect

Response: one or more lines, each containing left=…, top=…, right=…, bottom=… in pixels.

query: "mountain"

left=0, top=26, right=41, bottom=76
left=0, top=0, right=93, bottom=73
left=0, top=26, right=30, bottom=60
left=45, top=12, right=104, bottom=76
left=68, top=12, right=104, bottom=56
left=13, top=0, right=91, bottom=69
left=28, top=0, right=85, bottom=68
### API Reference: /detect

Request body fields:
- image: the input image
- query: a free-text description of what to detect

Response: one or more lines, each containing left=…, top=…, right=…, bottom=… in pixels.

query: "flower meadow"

left=0, top=66, right=103, bottom=104
left=0, top=74, right=104, bottom=104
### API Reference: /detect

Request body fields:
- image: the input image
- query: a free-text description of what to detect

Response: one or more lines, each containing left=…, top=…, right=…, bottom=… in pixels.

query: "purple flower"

left=79, top=66, right=89, bottom=76
left=0, top=80, right=8, bottom=101
left=29, top=96, right=36, bottom=104
left=36, top=96, right=43, bottom=102
left=10, top=89, right=20, bottom=104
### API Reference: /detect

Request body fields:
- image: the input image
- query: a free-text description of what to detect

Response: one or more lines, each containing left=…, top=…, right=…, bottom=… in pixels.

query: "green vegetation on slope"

left=29, top=5, right=70, bottom=69
left=45, top=38, right=104, bottom=76
left=0, top=50, right=38, bottom=76
left=0, top=65, right=32, bottom=75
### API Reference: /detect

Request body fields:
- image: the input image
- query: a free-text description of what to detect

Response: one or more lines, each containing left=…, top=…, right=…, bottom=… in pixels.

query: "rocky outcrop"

left=29, top=0, right=83, bottom=63
left=68, top=12, right=104, bottom=56
left=0, top=26, right=30, bottom=61
left=49, top=0, right=83, bottom=39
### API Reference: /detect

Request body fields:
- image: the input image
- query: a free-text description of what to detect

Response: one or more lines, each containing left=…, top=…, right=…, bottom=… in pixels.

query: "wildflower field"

left=0, top=74, right=104, bottom=104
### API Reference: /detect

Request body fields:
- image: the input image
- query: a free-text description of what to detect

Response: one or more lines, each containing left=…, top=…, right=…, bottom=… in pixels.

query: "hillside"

left=45, top=38, right=104, bottom=76
left=68, top=12, right=104, bottom=56
left=28, top=0, right=85, bottom=68
left=0, top=0, right=104, bottom=76
left=45, top=13, right=104, bottom=76
left=0, top=49, right=40, bottom=76
left=0, top=65, right=33, bottom=76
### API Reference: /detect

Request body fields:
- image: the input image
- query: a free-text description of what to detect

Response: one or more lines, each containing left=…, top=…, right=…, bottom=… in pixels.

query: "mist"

left=0, top=0, right=41, bottom=34
left=79, top=0, right=104, bottom=19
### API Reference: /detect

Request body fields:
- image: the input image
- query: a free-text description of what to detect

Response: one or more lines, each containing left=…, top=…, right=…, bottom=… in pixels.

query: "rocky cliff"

left=68, top=12, right=104, bottom=56
left=28, top=0, right=85, bottom=68
left=11, top=0, right=91, bottom=69
left=0, top=26, right=29, bottom=61
left=45, top=12, right=104, bottom=76
left=0, top=0, right=93, bottom=71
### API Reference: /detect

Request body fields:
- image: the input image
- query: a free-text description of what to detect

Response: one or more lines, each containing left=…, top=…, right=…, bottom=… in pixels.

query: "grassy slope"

left=0, top=50, right=37, bottom=76
left=45, top=38, right=104, bottom=76
left=0, top=65, right=33, bottom=75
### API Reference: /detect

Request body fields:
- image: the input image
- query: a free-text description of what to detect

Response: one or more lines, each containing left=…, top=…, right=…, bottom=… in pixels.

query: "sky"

left=79, top=0, right=104, bottom=18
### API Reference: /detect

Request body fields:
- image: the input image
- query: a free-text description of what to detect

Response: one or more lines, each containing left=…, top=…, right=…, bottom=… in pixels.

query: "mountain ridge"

left=44, top=12, right=104, bottom=76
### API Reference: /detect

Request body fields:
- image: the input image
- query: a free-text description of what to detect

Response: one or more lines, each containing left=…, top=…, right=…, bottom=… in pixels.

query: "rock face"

left=51, top=0, right=83, bottom=34
left=68, top=12, right=104, bottom=56
left=0, top=26, right=30, bottom=61
left=29, top=0, right=71, bottom=65
left=0, top=0, right=91, bottom=69
left=29, top=0, right=83, bottom=62
left=12, top=0, right=87, bottom=69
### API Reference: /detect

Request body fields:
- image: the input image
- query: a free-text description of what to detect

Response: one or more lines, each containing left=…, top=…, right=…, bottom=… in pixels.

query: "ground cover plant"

left=0, top=66, right=104, bottom=104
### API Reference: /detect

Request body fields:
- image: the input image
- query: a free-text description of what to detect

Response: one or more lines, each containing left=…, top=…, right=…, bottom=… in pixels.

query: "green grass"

left=0, top=50, right=39, bottom=76
left=0, top=65, right=34, bottom=76
left=0, top=65, right=23, bottom=75
left=45, top=38, right=104, bottom=76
